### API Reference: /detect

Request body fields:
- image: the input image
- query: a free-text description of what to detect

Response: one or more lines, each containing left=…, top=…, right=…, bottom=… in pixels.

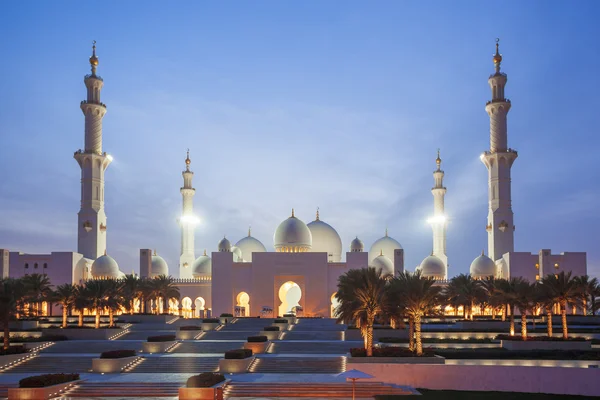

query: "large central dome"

left=273, top=209, right=312, bottom=252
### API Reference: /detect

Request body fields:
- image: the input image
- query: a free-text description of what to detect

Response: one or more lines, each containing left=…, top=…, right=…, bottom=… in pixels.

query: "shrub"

left=220, top=313, right=233, bottom=317
left=282, top=313, right=295, bottom=317
left=100, top=350, right=136, bottom=359
left=19, top=373, right=79, bottom=388
left=263, top=326, right=280, bottom=332
left=186, top=373, right=225, bottom=388
left=496, top=334, right=587, bottom=342
left=274, top=318, right=288, bottom=323
left=224, top=349, right=253, bottom=359
left=179, top=325, right=201, bottom=331
left=0, top=346, right=27, bottom=356
left=147, top=335, right=176, bottom=342
left=247, top=336, right=268, bottom=343
left=350, top=347, right=435, bottom=357
left=202, top=318, right=220, bottom=323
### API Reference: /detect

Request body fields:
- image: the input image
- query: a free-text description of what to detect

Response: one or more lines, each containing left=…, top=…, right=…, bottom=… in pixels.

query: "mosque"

left=0, top=41, right=587, bottom=318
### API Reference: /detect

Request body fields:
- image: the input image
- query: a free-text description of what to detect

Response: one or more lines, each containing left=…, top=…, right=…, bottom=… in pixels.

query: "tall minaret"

left=179, top=150, right=197, bottom=279
left=430, top=150, right=448, bottom=277
left=74, top=41, right=112, bottom=260
left=481, top=39, right=517, bottom=261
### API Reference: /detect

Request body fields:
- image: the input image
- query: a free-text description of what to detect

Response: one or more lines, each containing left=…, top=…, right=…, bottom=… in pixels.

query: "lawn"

left=374, top=389, right=599, bottom=399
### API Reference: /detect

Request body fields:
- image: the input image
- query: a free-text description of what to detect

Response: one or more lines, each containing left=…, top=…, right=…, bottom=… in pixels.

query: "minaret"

left=179, top=150, right=197, bottom=279
left=74, top=41, right=111, bottom=260
left=481, top=39, right=517, bottom=261
left=430, top=150, right=448, bottom=277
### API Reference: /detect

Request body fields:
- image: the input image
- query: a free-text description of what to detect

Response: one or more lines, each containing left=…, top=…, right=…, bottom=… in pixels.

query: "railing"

left=485, top=98, right=511, bottom=106
left=172, top=277, right=212, bottom=283
left=85, top=74, right=103, bottom=81
left=80, top=100, right=107, bottom=108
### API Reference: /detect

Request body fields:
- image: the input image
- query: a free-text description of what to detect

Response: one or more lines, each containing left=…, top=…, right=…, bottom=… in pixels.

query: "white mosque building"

left=0, top=41, right=588, bottom=317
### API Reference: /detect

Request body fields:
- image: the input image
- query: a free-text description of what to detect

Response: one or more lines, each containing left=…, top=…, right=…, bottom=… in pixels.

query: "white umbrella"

left=337, top=369, right=375, bottom=400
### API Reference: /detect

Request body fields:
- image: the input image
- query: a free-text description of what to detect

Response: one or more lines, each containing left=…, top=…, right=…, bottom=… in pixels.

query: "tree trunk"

left=78, top=312, right=83, bottom=327
left=130, top=299, right=135, bottom=315
left=95, top=308, right=101, bottom=329
left=509, top=305, right=515, bottom=336
left=521, top=310, right=527, bottom=340
left=502, top=304, right=506, bottom=322
left=414, top=314, right=423, bottom=356
left=109, top=309, right=114, bottom=327
left=492, top=308, right=496, bottom=320
left=163, top=296, right=169, bottom=315
left=3, top=316, right=10, bottom=350
left=62, top=305, right=68, bottom=328
left=366, top=325, right=374, bottom=357
left=470, top=301, right=474, bottom=321
left=561, top=300, right=568, bottom=339
left=408, top=317, right=414, bottom=352
left=546, top=310, right=553, bottom=337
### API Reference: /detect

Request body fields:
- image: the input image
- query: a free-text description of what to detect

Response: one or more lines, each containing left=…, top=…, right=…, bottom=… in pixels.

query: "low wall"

left=118, top=315, right=173, bottom=323
left=201, top=322, right=220, bottom=331
left=142, top=341, right=178, bottom=353
left=218, top=357, right=254, bottom=373
left=348, top=355, right=445, bottom=364
left=502, top=340, right=592, bottom=351
left=9, top=321, right=39, bottom=330
left=259, top=331, right=280, bottom=340
left=0, top=352, right=36, bottom=369
left=176, top=330, right=202, bottom=340
left=354, top=363, right=600, bottom=397
left=41, top=328, right=122, bottom=340
left=345, top=329, right=408, bottom=341
left=8, top=379, right=79, bottom=400
left=243, top=341, right=270, bottom=354
left=454, top=321, right=509, bottom=330
left=92, top=356, right=139, bottom=373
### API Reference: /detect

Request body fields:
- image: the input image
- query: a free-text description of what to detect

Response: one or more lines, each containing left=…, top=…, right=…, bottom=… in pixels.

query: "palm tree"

left=152, top=275, right=180, bottom=315
left=121, top=274, right=140, bottom=315
left=335, top=267, right=391, bottom=357
left=0, top=278, right=26, bottom=350
left=83, top=280, right=113, bottom=328
left=496, top=278, right=520, bottom=336
left=73, top=286, right=89, bottom=327
left=21, top=274, right=52, bottom=317
left=574, top=276, right=599, bottom=315
left=54, top=284, right=78, bottom=328
left=103, top=279, right=124, bottom=327
left=512, top=278, right=534, bottom=340
left=480, top=278, right=504, bottom=319
left=535, top=281, right=555, bottom=337
left=394, top=270, right=441, bottom=356
left=138, top=278, right=155, bottom=314
left=540, top=271, right=582, bottom=339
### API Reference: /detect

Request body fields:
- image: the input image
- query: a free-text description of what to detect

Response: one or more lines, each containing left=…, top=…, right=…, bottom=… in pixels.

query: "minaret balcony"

left=84, top=74, right=104, bottom=82
left=81, top=100, right=107, bottom=108
left=485, top=98, right=511, bottom=106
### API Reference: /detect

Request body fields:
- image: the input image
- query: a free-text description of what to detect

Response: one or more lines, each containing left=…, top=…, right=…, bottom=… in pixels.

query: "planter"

left=218, top=357, right=254, bottom=373
left=92, top=356, right=139, bottom=373
left=41, top=328, right=122, bottom=340
left=243, top=341, right=270, bottom=354
left=9, top=321, right=39, bottom=330
left=454, top=321, right=510, bottom=330
left=501, top=340, right=592, bottom=351
left=219, top=317, right=233, bottom=325
left=259, top=330, right=280, bottom=340
left=201, top=322, right=220, bottom=331
left=345, top=329, right=408, bottom=341
left=142, top=340, right=178, bottom=353
left=348, top=355, right=445, bottom=364
left=0, top=352, right=36, bottom=369
left=281, top=317, right=296, bottom=325
left=8, top=379, right=80, bottom=400
left=272, top=322, right=288, bottom=331
left=179, top=380, right=228, bottom=400
left=176, top=330, right=202, bottom=340
left=118, top=315, right=173, bottom=323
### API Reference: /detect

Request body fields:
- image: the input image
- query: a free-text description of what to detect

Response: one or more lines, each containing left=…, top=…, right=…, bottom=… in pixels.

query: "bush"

left=282, top=313, right=295, bottom=317
left=19, top=373, right=79, bottom=388
left=350, top=347, right=435, bottom=357
left=0, top=346, right=27, bottom=356
left=147, top=335, right=176, bottom=342
left=274, top=319, right=288, bottom=323
left=179, top=325, right=201, bottom=331
left=224, top=349, right=253, bottom=359
left=202, top=318, right=220, bottom=323
left=263, top=326, right=280, bottom=332
left=186, top=373, right=225, bottom=388
left=100, top=350, right=136, bottom=359
left=247, top=336, right=268, bottom=343
left=496, top=334, right=587, bottom=342
left=220, top=313, right=233, bottom=317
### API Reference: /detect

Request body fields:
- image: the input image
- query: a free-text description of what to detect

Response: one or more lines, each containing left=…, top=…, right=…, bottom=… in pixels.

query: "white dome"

left=192, top=252, right=212, bottom=277
left=273, top=210, right=312, bottom=252
left=218, top=237, right=231, bottom=252
left=419, top=255, right=446, bottom=279
left=370, top=254, right=394, bottom=275
left=91, top=253, right=120, bottom=278
left=231, top=246, right=243, bottom=262
left=307, top=213, right=342, bottom=262
left=235, top=231, right=267, bottom=262
left=470, top=252, right=496, bottom=279
left=369, top=231, right=402, bottom=263
left=151, top=254, right=169, bottom=277
left=350, top=237, right=364, bottom=252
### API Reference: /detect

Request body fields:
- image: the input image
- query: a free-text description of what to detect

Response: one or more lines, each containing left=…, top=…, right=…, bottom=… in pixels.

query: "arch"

left=278, top=281, right=301, bottom=317
left=330, top=292, right=340, bottom=318
left=194, top=297, right=206, bottom=318
left=236, top=292, right=250, bottom=317
left=169, top=298, right=179, bottom=315
left=181, top=297, right=193, bottom=318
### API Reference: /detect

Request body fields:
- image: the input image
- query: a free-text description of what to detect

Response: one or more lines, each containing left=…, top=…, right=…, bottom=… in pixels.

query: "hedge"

left=496, top=334, right=587, bottom=342
left=282, top=313, right=295, bottom=317
left=247, top=336, right=268, bottom=343
left=202, top=318, right=220, bottom=323
left=263, top=326, right=280, bottom=332
left=147, top=335, right=176, bottom=342
left=224, top=349, right=253, bottom=359
left=220, top=313, right=233, bottom=317
left=100, top=350, right=136, bottom=359
left=0, top=346, right=27, bottom=356
left=186, top=373, right=225, bottom=388
left=179, top=325, right=202, bottom=331
left=350, top=347, right=435, bottom=357
left=19, top=373, right=79, bottom=388
left=274, top=318, right=288, bottom=323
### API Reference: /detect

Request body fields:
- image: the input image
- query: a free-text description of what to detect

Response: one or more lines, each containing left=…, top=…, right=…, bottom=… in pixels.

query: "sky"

left=1, top=1, right=599, bottom=278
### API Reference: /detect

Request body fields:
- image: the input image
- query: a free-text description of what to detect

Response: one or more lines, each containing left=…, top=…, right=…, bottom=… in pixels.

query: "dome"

left=350, top=237, right=364, bottom=252
left=369, top=230, right=402, bottom=263
left=307, top=211, right=342, bottom=262
left=419, top=255, right=446, bottom=279
left=273, top=209, right=312, bottom=252
left=91, top=252, right=120, bottom=279
left=192, top=251, right=212, bottom=277
left=151, top=252, right=169, bottom=277
left=231, top=246, right=243, bottom=262
left=218, top=237, right=231, bottom=252
left=370, top=253, right=394, bottom=276
left=235, top=229, right=267, bottom=262
left=470, top=251, right=496, bottom=279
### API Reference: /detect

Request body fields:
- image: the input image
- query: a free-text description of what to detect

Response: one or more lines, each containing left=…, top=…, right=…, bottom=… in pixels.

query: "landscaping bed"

left=350, top=347, right=436, bottom=357
left=180, top=373, right=227, bottom=400
left=379, top=337, right=495, bottom=344
left=19, top=373, right=79, bottom=388
left=143, top=335, right=177, bottom=353
left=100, top=350, right=136, bottom=359
left=434, top=348, right=600, bottom=360
left=93, top=350, right=138, bottom=373
left=219, top=349, right=254, bottom=373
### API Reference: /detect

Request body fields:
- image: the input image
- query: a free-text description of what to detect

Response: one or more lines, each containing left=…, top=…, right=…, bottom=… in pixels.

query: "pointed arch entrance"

left=278, top=281, right=302, bottom=316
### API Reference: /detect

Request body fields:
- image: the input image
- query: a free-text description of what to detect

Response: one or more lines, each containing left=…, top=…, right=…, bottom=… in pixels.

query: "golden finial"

left=203, top=249, right=207, bottom=256
left=380, top=249, right=383, bottom=256
left=185, top=149, right=191, bottom=166
left=103, top=249, right=107, bottom=256
left=493, top=38, right=502, bottom=71
left=89, top=40, right=99, bottom=76
left=291, top=208, right=295, bottom=217
left=153, top=249, right=157, bottom=256
left=481, top=249, right=485, bottom=256
left=385, top=227, right=388, bottom=237
left=436, top=149, right=441, bottom=167
left=316, top=207, right=320, bottom=221
left=248, top=226, right=252, bottom=237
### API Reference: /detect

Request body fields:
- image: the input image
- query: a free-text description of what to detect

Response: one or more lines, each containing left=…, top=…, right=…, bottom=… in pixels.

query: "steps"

left=125, top=356, right=220, bottom=373
left=282, top=330, right=343, bottom=340
left=224, top=381, right=414, bottom=397
left=41, top=340, right=143, bottom=354
left=270, top=341, right=353, bottom=354
left=201, top=331, right=255, bottom=340
left=64, top=381, right=181, bottom=398
left=249, top=356, right=346, bottom=374
left=3, top=355, right=93, bottom=373
left=171, top=341, right=243, bottom=354
left=117, top=329, right=176, bottom=340
left=220, top=318, right=275, bottom=331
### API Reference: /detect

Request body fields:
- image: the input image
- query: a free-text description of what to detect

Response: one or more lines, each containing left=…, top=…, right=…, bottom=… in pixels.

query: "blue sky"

left=1, top=1, right=599, bottom=278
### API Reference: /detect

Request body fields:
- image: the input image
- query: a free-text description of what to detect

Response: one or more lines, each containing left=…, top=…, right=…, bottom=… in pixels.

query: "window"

left=34, top=263, right=38, bottom=269
left=43, top=263, right=48, bottom=269
left=24, top=263, right=29, bottom=269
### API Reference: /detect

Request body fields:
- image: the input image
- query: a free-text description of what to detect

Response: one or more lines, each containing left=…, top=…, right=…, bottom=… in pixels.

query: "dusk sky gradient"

left=1, top=1, right=599, bottom=278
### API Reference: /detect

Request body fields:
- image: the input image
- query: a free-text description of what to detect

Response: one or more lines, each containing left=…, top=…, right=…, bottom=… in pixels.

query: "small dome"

left=91, top=253, right=120, bottom=278
left=307, top=212, right=342, bottom=262
left=231, top=246, right=243, bottom=262
left=235, top=230, right=267, bottom=262
left=419, top=255, right=445, bottom=279
left=350, top=237, right=364, bottom=252
left=273, top=209, right=312, bottom=252
left=192, top=252, right=212, bottom=277
left=218, top=237, right=231, bottom=252
left=470, top=252, right=496, bottom=279
left=369, top=230, right=402, bottom=263
left=151, top=253, right=169, bottom=278
left=370, top=254, right=394, bottom=276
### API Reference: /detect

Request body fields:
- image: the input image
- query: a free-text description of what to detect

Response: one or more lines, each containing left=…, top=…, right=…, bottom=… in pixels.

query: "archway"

left=169, top=298, right=179, bottom=315
left=330, top=292, right=340, bottom=318
left=181, top=297, right=192, bottom=318
left=194, top=297, right=206, bottom=318
left=278, top=281, right=301, bottom=317
left=236, top=292, right=250, bottom=317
